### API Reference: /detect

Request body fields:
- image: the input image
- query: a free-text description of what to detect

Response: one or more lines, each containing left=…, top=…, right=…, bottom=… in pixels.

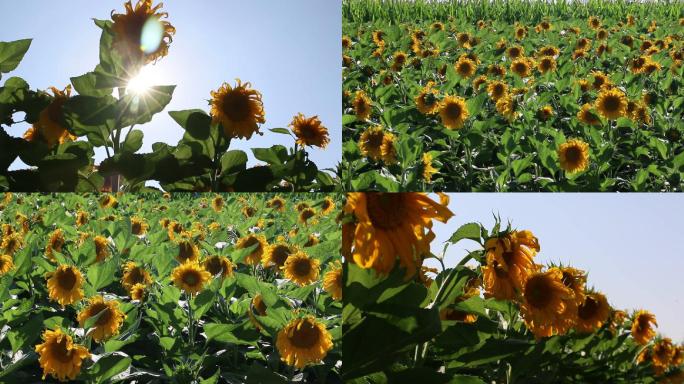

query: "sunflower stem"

left=187, top=293, right=195, bottom=348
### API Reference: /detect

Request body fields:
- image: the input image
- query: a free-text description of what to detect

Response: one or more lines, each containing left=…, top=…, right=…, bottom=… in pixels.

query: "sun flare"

left=126, top=66, right=161, bottom=96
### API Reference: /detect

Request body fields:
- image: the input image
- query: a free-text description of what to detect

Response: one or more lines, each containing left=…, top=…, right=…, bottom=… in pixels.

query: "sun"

left=126, top=65, right=162, bottom=96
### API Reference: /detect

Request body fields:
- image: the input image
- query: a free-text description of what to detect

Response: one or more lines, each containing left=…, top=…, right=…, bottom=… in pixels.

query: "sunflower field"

left=1, top=0, right=336, bottom=192
left=0, top=192, right=342, bottom=383
left=341, top=0, right=684, bottom=192
left=342, top=193, right=684, bottom=383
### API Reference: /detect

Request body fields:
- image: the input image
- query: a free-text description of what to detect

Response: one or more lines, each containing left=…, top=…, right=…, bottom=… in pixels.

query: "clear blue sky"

left=426, top=194, right=684, bottom=343
left=1, top=0, right=341, bottom=172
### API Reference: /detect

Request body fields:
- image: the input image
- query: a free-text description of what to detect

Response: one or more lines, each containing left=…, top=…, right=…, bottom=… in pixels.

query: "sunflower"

left=515, top=26, right=527, bottom=40
left=415, top=82, right=440, bottom=115
left=75, top=211, right=88, bottom=227
left=520, top=269, right=574, bottom=338
left=391, top=51, right=407, bottom=71
left=353, top=90, right=373, bottom=121
left=538, top=46, right=560, bottom=57
left=110, top=0, right=175, bottom=66
left=575, top=292, right=610, bottom=333
left=496, top=94, right=518, bottom=120
left=23, top=86, right=76, bottom=149
left=342, top=35, right=352, bottom=49
left=484, top=230, right=539, bottom=293
left=439, top=95, right=469, bottom=130
left=47, top=265, right=85, bottom=307
left=632, top=310, right=657, bottom=345
left=487, top=80, right=508, bottom=101
left=283, top=251, right=320, bottom=286
left=131, top=216, right=148, bottom=235
left=653, top=338, right=676, bottom=369
left=558, top=139, right=590, bottom=173
left=248, top=294, right=268, bottom=330
left=121, top=261, right=152, bottom=291
left=320, top=197, right=336, bottom=216
left=99, top=194, right=118, bottom=208
left=267, top=196, right=286, bottom=211
left=358, top=125, right=386, bottom=161
left=171, top=261, right=211, bottom=295
left=94, top=236, right=110, bottom=262
left=210, top=79, right=266, bottom=140
left=595, top=88, right=627, bottom=120
left=577, top=103, right=601, bottom=125
left=456, top=32, right=472, bottom=48
left=488, top=64, right=506, bottom=77
left=559, top=266, right=586, bottom=303
left=202, top=255, right=235, bottom=278
left=77, top=296, right=126, bottom=343
left=421, top=152, right=438, bottom=183
left=263, top=242, right=296, bottom=269
left=510, top=58, right=533, bottom=78
left=35, top=328, right=90, bottom=382
left=304, top=234, right=320, bottom=247
left=537, top=105, right=554, bottom=121
left=290, top=113, right=330, bottom=149
left=128, top=283, right=147, bottom=301
left=298, top=208, right=317, bottom=225
left=296, top=202, right=310, bottom=212
left=276, top=316, right=333, bottom=369
left=1, top=232, right=23, bottom=255
left=211, top=195, right=224, bottom=212
left=236, top=234, right=268, bottom=265
left=344, top=193, right=453, bottom=276
left=672, top=345, right=684, bottom=367
left=371, top=30, right=385, bottom=46
left=537, top=57, right=557, bottom=74
left=323, top=261, right=342, bottom=301
left=45, top=229, right=66, bottom=261
left=588, top=16, right=601, bottom=29
left=507, top=45, right=524, bottom=59
left=176, top=238, right=200, bottom=263
left=454, top=56, right=477, bottom=78
left=0, top=254, right=13, bottom=275
left=380, top=132, right=398, bottom=164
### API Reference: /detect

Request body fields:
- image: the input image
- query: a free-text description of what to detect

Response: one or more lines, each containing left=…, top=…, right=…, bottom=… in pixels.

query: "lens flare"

left=140, top=17, right=164, bottom=55
left=126, top=65, right=161, bottom=96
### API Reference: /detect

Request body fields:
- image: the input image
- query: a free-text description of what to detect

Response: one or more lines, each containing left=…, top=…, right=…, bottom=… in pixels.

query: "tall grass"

left=343, top=0, right=684, bottom=24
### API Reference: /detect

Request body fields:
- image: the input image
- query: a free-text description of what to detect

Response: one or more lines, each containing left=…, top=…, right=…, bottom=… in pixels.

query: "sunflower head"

left=75, top=211, right=89, bottom=227
left=1, top=232, right=23, bottom=256
left=415, top=83, right=440, bottom=115
left=454, top=56, right=477, bottom=78
left=653, top=338, right=676, bottom=369
left=487, top=80, right=508, bottom=101
left=276, top=316, right=333, bottom=369
left=353, top=90, right=372, bottom=121
left=577, top=103, right=601, bottom=125
left=121, top=261, right=152, bottom=291
left=202, top=255, right=235, bottom=278
left=358, top=125, right=386, bottom=161
left=510, top=58, right=533, bottom=78
left=537, top=57, right=557, bottom=74
left=131, top=216, right=149, bottom=235
left=488, top=64, right=506, bottom=77
left=520, top=269, right=574, bottom=338
left=210, top=79, right=266, bottom=140
left=129, top=283, right=147, bottom=301
left=558, top=139, right=590, bottom=173
left=211, top=195, right=224, bottom=212
left=24, top=86, right=76, bottom=149
left=595, top=88, right=627, bottom=120
left=236, top=234, right=268, bottom=266
left=342, top=35, right=352, bottom=49
left=35, top=328, right=90, bottom=382
left=110, top=0, right=175, bottom=66
left=631, top=310, right=658, bottom=345
left=421, top=152, right=438, bottom=183
left=575, top=292, right=611, bottom=333
left=171, top=261, right=211, bottom=295
left=537, top=105, right=554, bottom=121
left=495, top=94, right=519, bottom=121
left=0, top=254, right=14, bottom=275
left=263, top=242, right=296, bottom=269
left=323, top=261, right=342, bottom=301
left=380, top=132, right=398, bottom=164
left=77, top=296, right=126, bottom=343
left=99, top=194, right=118, bottom=209
left=94, top=236, right=110, bottom=263
left=439, top=95, right=469, bottom=130
left=320, top=197, right=336, bottom=215
left=267, top=196, right=286, bottom=211
left=47, top=265, right=85, bottom=307
left=507, top=45, right=524, bottom=59
left=283, top=251, right=320, bottom=286
left=290, top=113, right=330, bottom=149
left=176, top=238, right=200, bottom=263
left=304, top=233, right=320, bottom=247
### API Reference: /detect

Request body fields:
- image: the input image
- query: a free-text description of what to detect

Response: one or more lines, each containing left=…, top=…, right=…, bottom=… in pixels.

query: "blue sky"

left=1, top=0, right=341, bottom=172
left=425, top=193, right=684, bottom=343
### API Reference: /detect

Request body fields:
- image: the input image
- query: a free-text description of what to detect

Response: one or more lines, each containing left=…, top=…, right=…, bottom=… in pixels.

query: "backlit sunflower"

left=202, top=255, right=235, bottom=278
left=320, top=197, right=336, bottom=215
left=482, top=259, right=518, bottom=300
left=653, top=338, right=676, bottom=370
left=236, top=234, right=268, bottom=265
left=454, top=56, right=477, bottom=78
left=77, top=296, right=126, bottom=343
left=45, top=229, right=66, bottom=261
left=558, top=139, right=590, bottom=173
left=575, top=292, right=610, bottom=333
left=171, top=261, right=211, bottom=295
left=176, top=238, right=200, bottom=263
left=358, top=125, right=385, bottom=161
left=110, top=0, right=175, bottom=66
left=344, top=192, right=453, bottom=276
left=121, top=261, right=152, bottom=291
left=421, top=152, right=438, bottom=183
left=632, top=310, right=657, bottom=345
left=0, top=254, right=13, bottom=275
left=35, top=328, right=90, bottom=382
left=485, top=230, right=539, bottom=291
left=131, top=216, right=148, bottom=235
left=290, top=113, right=330, bottom=149
left=439, top=95, right=469, bottom=130
left=353, top=90, right=372, bottom=121
left=248, top=294, right=268, bottom=330
left=267, top=196, right=286, bottom=211
left=94, top=236, right=110, bottom=262
left=520, top=269, right=574, bottom=338
left=276, top=316, right=333, bottom=369
left=211, top=195, right=224, bottom=212
left=323, top=261, right=342, bottom=301
left=210, top=79, right=265, bottom=140
left=283, top=251, right=320, bottom=286
left=23, top=86, right=76, bottom=149
left=559, top=266, right=586, bottom=303
left=415, top=82, right=440, bottom=115
left=263, top=242, right=296, bottom=269
left=595, top=88, right=627, bottom=120
left=47, top=265, right=85, bottom=307
left=487, top=80, right=508, bottom=101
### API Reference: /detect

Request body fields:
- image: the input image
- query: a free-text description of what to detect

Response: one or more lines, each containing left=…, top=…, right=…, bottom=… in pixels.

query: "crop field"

left=341, top=0, right=684, bottom=191
left=0, top=192, right=342, bottom=383
left=341, top=192, right=684, bottom=383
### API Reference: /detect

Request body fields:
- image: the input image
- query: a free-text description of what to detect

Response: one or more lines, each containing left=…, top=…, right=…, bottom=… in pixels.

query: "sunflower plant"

left=341, top=192, right=683, bottom=383
left=341, top=0, right=684, bottom=192
left=0, top=0, right=336, bottom=192
left=0, top=192, right=342, bottom=383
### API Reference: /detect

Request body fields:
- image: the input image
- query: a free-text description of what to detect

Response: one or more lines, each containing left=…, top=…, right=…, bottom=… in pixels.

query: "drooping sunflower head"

left=510, top=58, right=533, bottom=78
left=236, top=234, right=268, bottom=266
left=482, top=259, right=517, bottom=301
left=263, top=242, right=296, bottom=269
left=77, top=295, right=126, bottom=343
left=47, top=265, right=85, bottom=307
left=45, top=229, right=66, bottom=261
left=267, top=196, right=286, bottom=211
left=241, top=205, right=257, bottom=218
left=488, top=64, right=507, bottom=77
left=595, top=88, right=627, bottom=120
left=484, top=230, right=539, bottom=291
left=631, top=310, right=658, bottom=345
left=439, top=95, right=469, bottom=130
left=577, top=37, right=591, bottom=51
left=276, top=316, right=333, bottom=369
left=454, top=56, right=477, bottom=78
left=171, top=261, right=211, bottom=295
left=353, top=90, right=373, bottom=121
left=202, top=255, right=235, bottom=279
left=371, top=30, right=385, bottom=46
left=130, top=216, right=149, bottom=235
left=653, top=338, right=676, bottom=369
left=24, top=86, right=76, bottom=149
left=342, top=35, right=352, bottom=49
left=110, top=0, right=175, bottom=66
left=283, top=251, right=320, bottom=286
left=35, top=328, right=90, bottom=382
left=304, top=233, right=320, bottom=248
left=129, top=283, right=147, bottom=301
left=520, top=269, right=573, bottom=338
left=558, top=139, right=590, bottom=173
left=358, top=125, right=386, bottom=161
left=176, top=238, right=200, bottom=263
left=121, top=261, right=152, bottom=291
left=0, top=254, right=13, bottom=275
left=94, top=236, right=110, bottom=263
left=210, top=79, right=266, bottom=140
left=575, top=292, right=611, bottom=333
left=391, top=51, right=408, bottom=71
left=559, top=266, right=587, bottom=302
left=323, top=261, right=342, bottom=301
left=495, top=94, right=519, bottom=121
left=296, top=202, right=310, bottom=212
left=289, top=113, right=330, bottom=149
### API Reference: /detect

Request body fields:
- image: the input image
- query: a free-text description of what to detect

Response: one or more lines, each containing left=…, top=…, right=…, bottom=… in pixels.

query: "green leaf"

left=63, top=95, right=117, bottom=136
left=220, top=150, right=248, bottom=175
left=86, top=353, right=132, bottom=384
left=0, top=39, right=32, bottom=73
left=192, top=289, right=216, bottom=319
left=252, top=145, right=290, bottom=166
left=448, top=223, right=482, bottom=244
left=87, top=257, right=118, bottom=290
left=269, top=127, right=291, bottom=135
left=117, top=85, right=175, bottom=128
left=205, top=322, right=260, bottom=346
left=122, top=129, right=144, bottom=153
left=7, top=313, right=44, bottom=353
left=169, top=109, right=212, bottom=140
left=71, top=72, right=113, bottom=97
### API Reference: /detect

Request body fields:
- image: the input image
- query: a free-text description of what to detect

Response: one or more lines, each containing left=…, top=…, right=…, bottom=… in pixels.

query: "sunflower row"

left=0, top=193, right=342, bottom=382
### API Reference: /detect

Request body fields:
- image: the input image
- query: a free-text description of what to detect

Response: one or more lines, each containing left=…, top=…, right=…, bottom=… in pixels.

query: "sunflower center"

left=90, top=303, right=113, bottom=326
left=51, top=337, right=74, bottom=363
left=602, top=95, right=621, bottom=112
left=578, top=296, right=599, bottom=319
left=127, top=267, right=145, bottom=285
left=293, top=259, right=312, bottom=277
left=525, top=276, right=553, bottom=308
left=57, top=268, right=77, bottom=290
left=301, top=210, right=315, bottom=221
left=514, top=63, right=527, bottom=74
left=458, top=62, right=472, bottom=74
left=272, top=245, right=291, bottom=266
left=132, top=222, right=142, bottom=234
left=565, top=147, right=582, bottom=163
left=221, top=92, right=251, bottom=122
left=365, top=193, right=407, bottom=230
left=445, top=102, right=463, bottom=119
left=289, top=320, right=321, bottom=349
left=204, top=257, right=225, bottom=275
left=182, top=270, right=201, bottom=286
